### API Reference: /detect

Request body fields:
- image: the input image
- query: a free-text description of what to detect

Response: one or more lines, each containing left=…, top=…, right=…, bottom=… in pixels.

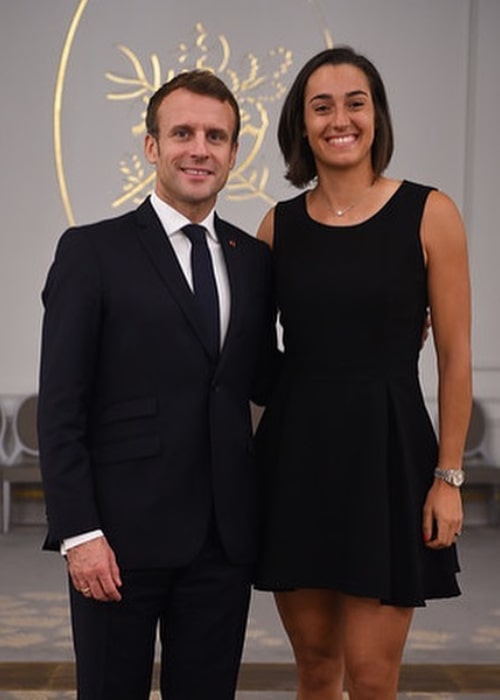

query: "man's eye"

left=208, top=132, right=227, bottom=142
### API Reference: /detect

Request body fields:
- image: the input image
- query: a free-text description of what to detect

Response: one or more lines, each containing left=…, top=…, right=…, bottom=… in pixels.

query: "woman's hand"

left=422, top=479, right=463, bottom=549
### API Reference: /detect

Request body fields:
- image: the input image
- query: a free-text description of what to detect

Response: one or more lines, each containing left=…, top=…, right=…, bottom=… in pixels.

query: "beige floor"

left=3, top=526, right=499, bottom=665
left=1, top=518, right=499, bottom=699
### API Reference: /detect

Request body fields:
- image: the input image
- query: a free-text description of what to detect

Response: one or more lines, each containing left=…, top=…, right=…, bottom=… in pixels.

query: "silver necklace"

left=322, top=179, right=377, bottom=217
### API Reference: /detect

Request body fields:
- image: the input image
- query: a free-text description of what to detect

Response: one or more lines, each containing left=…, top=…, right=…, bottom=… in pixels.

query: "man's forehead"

left=153, top=89, right=238, bottom=142
left=160, top=90, right=233, bottom=120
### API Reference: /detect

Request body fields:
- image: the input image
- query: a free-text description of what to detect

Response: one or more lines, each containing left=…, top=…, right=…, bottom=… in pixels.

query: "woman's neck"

left=314, top=167, right=380, bottom=218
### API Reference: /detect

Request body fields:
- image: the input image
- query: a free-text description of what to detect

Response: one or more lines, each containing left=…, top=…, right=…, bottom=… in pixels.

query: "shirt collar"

left=150, top=191, right=218, bottom=243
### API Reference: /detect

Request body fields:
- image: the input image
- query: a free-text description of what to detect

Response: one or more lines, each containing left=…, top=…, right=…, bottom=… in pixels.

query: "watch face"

left=450, top=471, right=465, bottom=486
left=434, top=468, right=465, bottom=486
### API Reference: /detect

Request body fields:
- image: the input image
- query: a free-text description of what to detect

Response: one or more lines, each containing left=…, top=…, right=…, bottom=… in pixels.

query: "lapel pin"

left=229, top=239, right=237, bottom=248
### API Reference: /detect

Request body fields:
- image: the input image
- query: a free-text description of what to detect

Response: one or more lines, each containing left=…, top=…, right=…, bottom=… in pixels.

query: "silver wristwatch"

left=434, top=468, right=465, bottom=487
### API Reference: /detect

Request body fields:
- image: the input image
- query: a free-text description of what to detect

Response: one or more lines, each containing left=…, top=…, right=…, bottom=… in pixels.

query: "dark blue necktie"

left=182, top=224, right=220, bottom=357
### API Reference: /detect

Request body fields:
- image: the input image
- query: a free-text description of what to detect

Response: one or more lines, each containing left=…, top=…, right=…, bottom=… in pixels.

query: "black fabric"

left=38, top=196, right=277, bottom=698
left=38, top=199, right=275, bottom=568
left=182, top=224, right=220, bottom=358
left=69, top=518, right=252, bottom=700
left=255, top=181, right=461, bottom=606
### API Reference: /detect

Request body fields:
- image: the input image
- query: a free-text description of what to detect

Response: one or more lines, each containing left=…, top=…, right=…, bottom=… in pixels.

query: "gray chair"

left=1, top=394, right=41, bottom=533
left=0, top=399, right=9, bottom=531
left=463, top=398, right=489, bottom=463
left=0, top=400, right=7, bottom=465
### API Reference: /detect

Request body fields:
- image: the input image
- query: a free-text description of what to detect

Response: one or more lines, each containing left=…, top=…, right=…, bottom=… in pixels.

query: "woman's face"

left=303, top=62, right=376, bottom=174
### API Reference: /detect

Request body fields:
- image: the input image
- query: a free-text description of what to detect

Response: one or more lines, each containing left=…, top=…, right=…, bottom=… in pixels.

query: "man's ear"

left=229, top=141, right=239, bottom=170
left=144, top=133, right=158, bottom=165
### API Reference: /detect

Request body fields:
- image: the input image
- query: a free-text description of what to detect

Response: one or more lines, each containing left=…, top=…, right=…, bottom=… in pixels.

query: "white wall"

left=1, top=0, right=499, bottom=456
left=463, top=0, right=500, bottom=460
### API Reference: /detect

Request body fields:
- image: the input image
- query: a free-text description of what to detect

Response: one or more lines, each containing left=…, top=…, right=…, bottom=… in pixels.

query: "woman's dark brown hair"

left=279, top=46, right=394, bottom=187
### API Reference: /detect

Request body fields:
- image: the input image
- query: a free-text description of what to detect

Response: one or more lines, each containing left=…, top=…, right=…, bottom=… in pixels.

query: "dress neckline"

left=302, top=180, right=407, bottom=231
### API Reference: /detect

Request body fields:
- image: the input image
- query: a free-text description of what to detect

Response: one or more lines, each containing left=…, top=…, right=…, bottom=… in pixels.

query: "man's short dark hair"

left=146, top=70, right=240, bottom=144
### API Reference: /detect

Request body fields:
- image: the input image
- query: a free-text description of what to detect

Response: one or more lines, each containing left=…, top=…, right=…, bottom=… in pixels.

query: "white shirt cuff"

left=60, top=529, right=104, bottom=556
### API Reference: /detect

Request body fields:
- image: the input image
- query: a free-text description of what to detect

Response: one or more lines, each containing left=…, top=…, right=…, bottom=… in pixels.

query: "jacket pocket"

left=100, top=397, right=157, bottom=424
left=91, top=434, right=161, bottom=464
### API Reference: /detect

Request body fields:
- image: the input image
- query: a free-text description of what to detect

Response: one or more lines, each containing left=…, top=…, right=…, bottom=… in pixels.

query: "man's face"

left=144, top=88, right=238, bottom=221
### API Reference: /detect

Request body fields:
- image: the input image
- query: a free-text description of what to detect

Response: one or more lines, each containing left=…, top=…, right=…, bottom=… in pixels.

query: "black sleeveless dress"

left=255, top=181, right=460, bottom=606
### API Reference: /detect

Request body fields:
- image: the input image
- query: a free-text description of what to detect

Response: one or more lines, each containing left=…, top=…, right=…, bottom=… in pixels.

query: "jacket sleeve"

left=250, top=245, right=282, bottom=407
left=38, top=228, right=103, bottom=544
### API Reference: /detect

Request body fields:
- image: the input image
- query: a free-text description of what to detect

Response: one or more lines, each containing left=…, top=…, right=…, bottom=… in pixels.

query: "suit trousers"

left=68, top=518, right=253, bottom=700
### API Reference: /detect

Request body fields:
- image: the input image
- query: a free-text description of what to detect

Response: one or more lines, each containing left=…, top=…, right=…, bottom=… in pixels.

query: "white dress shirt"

left=61, top=193, right=231, bottom=554
left=149, top=191, right=231, bottom=345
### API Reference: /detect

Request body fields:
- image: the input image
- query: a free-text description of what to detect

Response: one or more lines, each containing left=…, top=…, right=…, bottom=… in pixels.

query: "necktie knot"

left=182, top=224, right=207, bottom=246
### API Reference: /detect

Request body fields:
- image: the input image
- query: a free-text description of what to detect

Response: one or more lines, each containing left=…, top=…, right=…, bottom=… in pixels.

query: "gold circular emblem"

left=54, top=0, right=333, bottom=227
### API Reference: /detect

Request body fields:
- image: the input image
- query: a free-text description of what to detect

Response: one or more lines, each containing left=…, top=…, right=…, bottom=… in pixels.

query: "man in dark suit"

left=38, top=70, right=276, bottom=700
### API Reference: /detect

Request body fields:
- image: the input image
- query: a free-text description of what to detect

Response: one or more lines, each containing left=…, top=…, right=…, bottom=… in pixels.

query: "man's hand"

left=66, top=536, right=122, bottom=602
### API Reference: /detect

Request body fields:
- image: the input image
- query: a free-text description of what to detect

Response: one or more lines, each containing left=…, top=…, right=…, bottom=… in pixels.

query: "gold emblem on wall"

left=54, top=0, right=332, bottom=226
left=106, top=23, right=293, bottom=210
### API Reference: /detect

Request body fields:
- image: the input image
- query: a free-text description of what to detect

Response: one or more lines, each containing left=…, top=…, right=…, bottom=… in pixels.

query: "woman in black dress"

left=255, top=47, right=471, bottom=700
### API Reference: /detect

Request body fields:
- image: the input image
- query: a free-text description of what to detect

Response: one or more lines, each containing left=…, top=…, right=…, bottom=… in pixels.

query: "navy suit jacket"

left=38, top=198, right=276, bottom=569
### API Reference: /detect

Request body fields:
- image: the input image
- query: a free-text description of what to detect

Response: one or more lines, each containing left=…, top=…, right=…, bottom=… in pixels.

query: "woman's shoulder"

left=387, top=179, right=463, bottom=221
left=276, top=191, right=307, bottom=208
left=257, top=192, right=307, bottom=248
left=390, top=179, right=444, bottom=212
left=419, top=185, right=466, bottom=255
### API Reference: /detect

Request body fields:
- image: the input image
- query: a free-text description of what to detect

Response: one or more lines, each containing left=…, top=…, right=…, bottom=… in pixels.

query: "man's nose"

left=191, top=133, right=210, bottom=156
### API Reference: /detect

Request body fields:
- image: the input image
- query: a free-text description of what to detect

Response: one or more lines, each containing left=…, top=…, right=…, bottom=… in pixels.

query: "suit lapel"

left=134, top=200, right=247, bottom=364
left=216, top=216, right=245, bottom=364
left=134, top=199, right=210, bottom=353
